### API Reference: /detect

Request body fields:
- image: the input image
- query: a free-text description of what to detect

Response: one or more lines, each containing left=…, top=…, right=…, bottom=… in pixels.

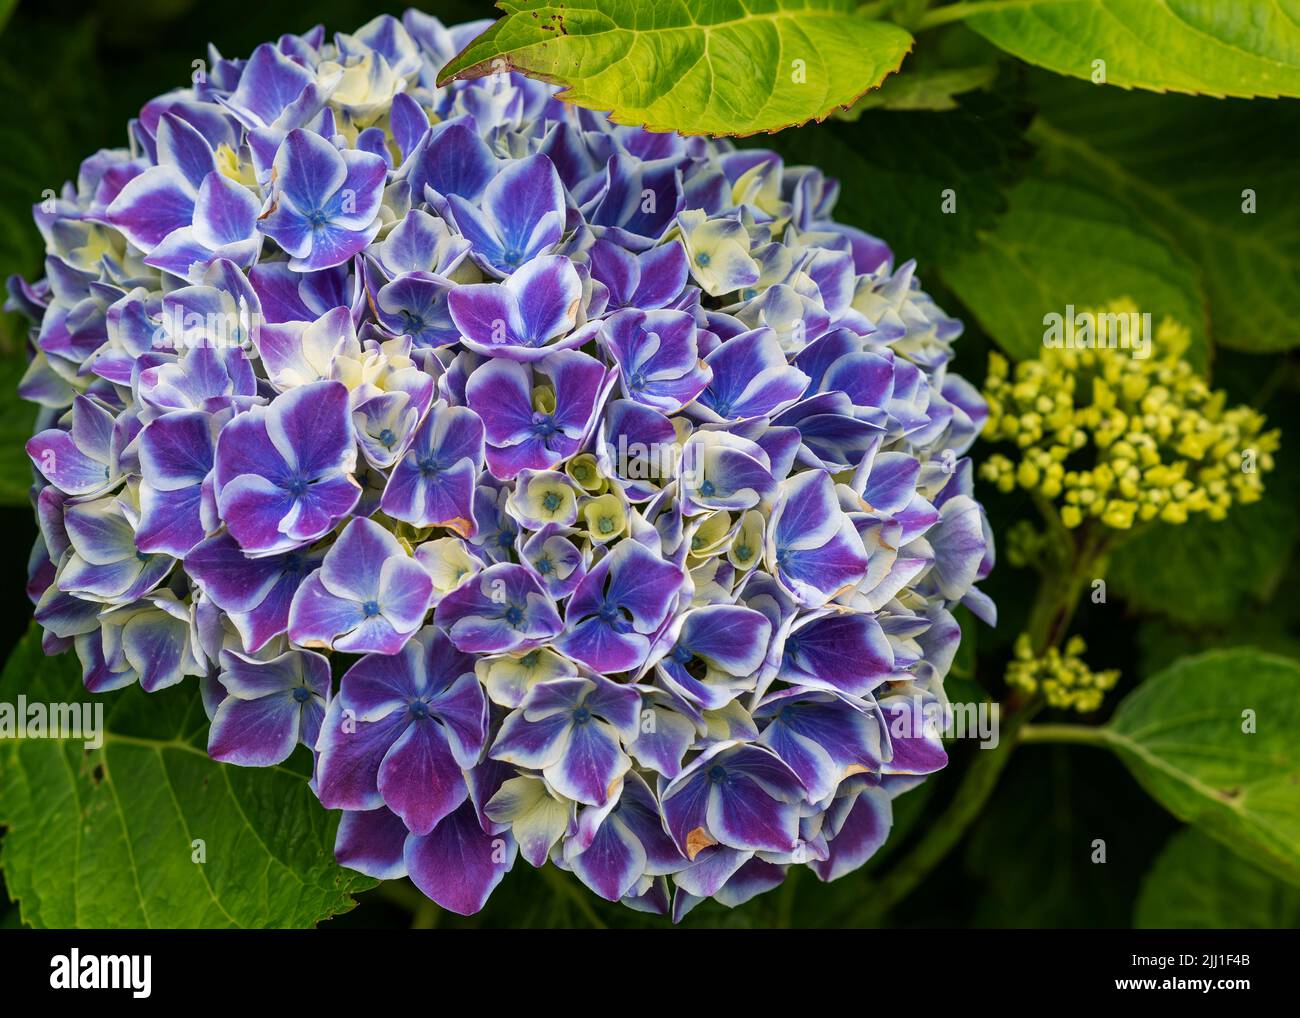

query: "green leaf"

left=944, top=0, right=1300, bottom=99
left=767, top=91, right=1031, bottom=266
left=940, top=175, right=1210, bottom=366
left=1028, top=75, right=1300, bottom=353
left=965, top=750, right=1172, bottom=926
left=1136, top=827, right=1300, bottom=928
left=1103, top=649, right=1300, bottom=888
left=1108, top=483, right=1299, bottom=626
left=840, top=64, right=996, bottom=113
left=0, top=625, right=373, bottom=928
left=0, top=18, right=118, bottom=506
left=0, top=317, right=36, bottom=507
left=436, top=0, right=915, bottom=136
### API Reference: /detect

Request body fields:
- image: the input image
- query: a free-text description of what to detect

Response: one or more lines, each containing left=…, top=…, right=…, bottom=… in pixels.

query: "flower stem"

left=1018, top=723, right=1113, bottom=747
left=839, top=703, right=1031, bottom=925
left=1026, top=514, right=1113, bottom=653
left=839, top=495, right=1113, bottom=922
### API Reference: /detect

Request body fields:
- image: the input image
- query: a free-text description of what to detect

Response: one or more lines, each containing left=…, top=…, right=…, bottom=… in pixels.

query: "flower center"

left=571, top=706, right=591, bottom=724
left=362, top=600, right=381, bottom=618
left=292, top=686, right=312, bottom=703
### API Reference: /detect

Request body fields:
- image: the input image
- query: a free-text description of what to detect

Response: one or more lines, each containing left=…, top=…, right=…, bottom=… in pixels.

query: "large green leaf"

left=1109, top=483, right=1298, bottom=626
left=1136, top=827, right=1300, bottom=928
left=1029, top=75, right=1300, bottom=353
left=941, top=175, right=1210, bottom=366
left=965, top=750, right=1173, bottom=927
left=0, top=18, right=114, bottom=507
left=1103, top=649, right=1300, bottom=887
left=840, top=64, right=996, bottom=113
left=0, top=625, right=372, bottom=928
left=768, top=92, right=1031, bottom=267
left=437, top=0, right=915, bottom=136
left=946, top=0, right=1300, bottom=99
left=0, top=317, right=35, bottom=507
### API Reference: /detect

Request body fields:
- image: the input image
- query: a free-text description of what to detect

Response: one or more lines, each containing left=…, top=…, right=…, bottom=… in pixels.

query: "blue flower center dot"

left=571, top=706, right=591, bottom=725
left=286, top=477, right=308, bottom=496
left=409, top=700, right=430, bottom=720
left=708, top=765, right=728, bottom=783
left=362, top=600, right=381, bottom=618
left=504, top=605, right=524, bottom=626
left=292, top=686, right=312, bottom=703
left=698, top=479, right=716, bottom=497
left=378, top=428, right=396, bottom=447
left=695, top=252, right=711, bottom=267
left=543, top=492, right=561, bottom=512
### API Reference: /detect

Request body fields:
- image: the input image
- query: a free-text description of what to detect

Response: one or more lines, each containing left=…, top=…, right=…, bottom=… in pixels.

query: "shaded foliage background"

left=0, top=0, right=1296, bottom=929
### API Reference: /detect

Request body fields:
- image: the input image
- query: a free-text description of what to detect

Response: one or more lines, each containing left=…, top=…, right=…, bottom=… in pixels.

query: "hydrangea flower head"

left=11, top=11, right=994, bottom=919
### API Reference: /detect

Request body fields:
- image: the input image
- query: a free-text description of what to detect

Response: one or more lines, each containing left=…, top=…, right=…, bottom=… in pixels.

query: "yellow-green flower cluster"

left=979, top=301, right=1279, bottom=530
left=1005, top=635, right=1119, bottom=713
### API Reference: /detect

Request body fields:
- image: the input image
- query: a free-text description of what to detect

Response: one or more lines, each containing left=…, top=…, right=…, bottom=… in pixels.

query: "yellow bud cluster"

left=980, top=301, right=1278, bottom=530
left=1005, top=634, right=1120, bottom=714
